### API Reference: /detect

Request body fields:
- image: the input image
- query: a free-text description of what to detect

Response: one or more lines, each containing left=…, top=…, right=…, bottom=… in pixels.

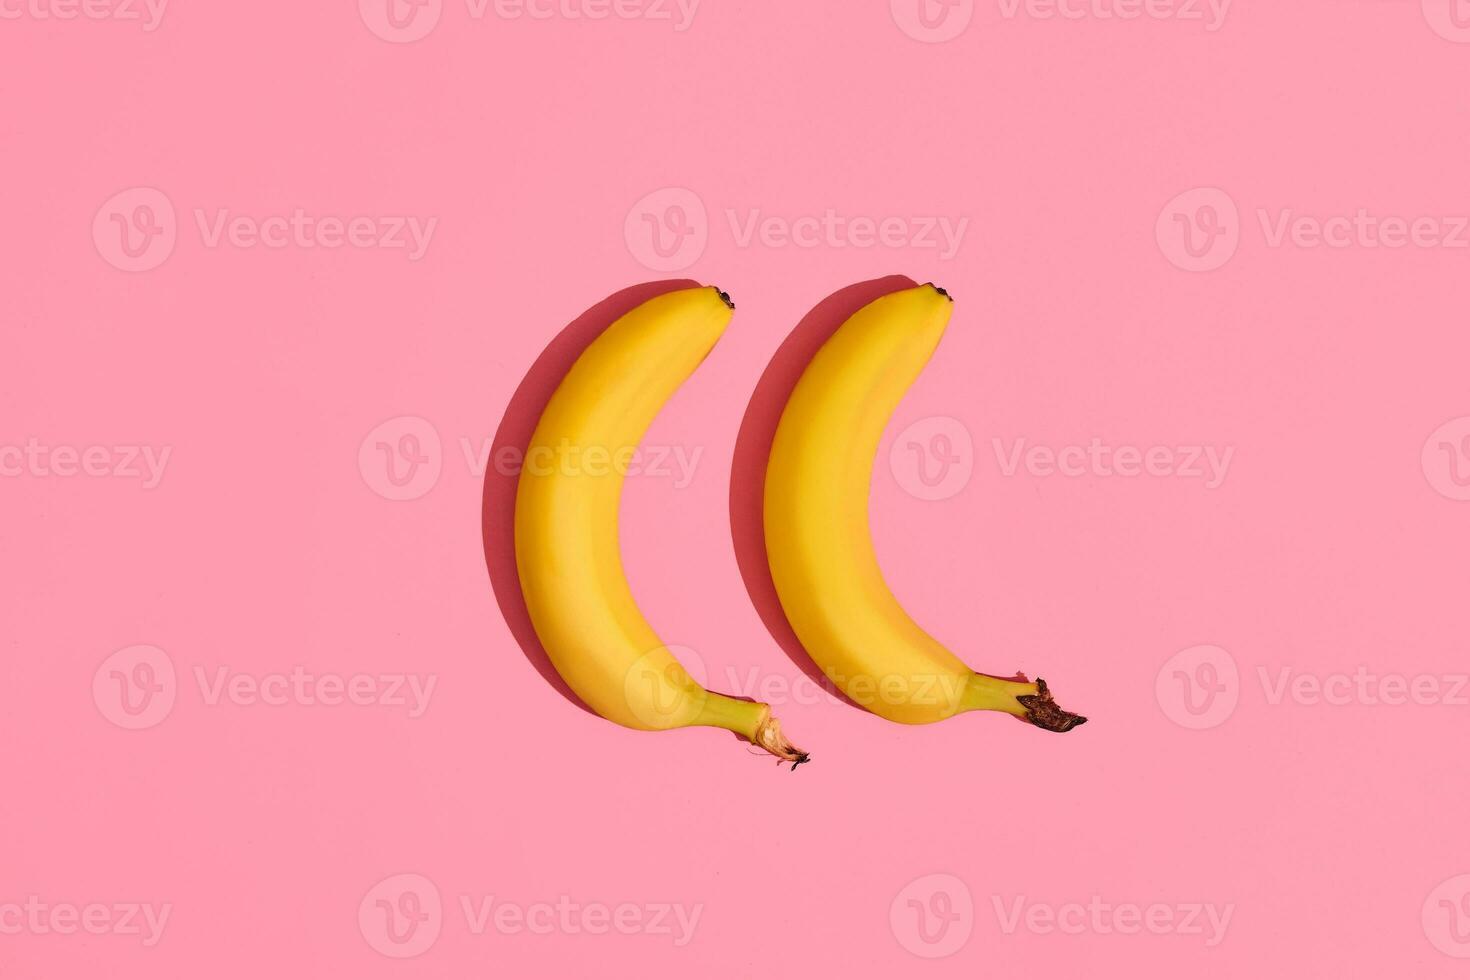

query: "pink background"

left=5, top=0, right=1470, bottom=975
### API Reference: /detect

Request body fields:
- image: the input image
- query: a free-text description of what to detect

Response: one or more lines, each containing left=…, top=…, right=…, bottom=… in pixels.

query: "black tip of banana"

left=1017, top=678, right=1087, bottom=733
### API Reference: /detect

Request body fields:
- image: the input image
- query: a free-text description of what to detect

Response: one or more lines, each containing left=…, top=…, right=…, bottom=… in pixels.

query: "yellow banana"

left=764, top=283, right=1085, bottom=731
left=516, top=285, right=808, bottom=764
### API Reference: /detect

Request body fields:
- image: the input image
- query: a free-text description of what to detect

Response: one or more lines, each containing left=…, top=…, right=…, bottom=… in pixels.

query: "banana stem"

left=751, top=716, right=810, bottom=770
left=693, top=694, right=809, bottom=769
left=964, top=675, right=1087, bottom=733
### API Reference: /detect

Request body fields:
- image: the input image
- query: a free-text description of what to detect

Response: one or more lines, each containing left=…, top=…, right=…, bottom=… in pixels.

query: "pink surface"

left=4, top=1, right=1470, bottom=976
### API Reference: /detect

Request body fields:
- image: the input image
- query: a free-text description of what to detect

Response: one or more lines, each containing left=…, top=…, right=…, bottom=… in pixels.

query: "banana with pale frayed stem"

left=516, top=286, right=809, bottom=766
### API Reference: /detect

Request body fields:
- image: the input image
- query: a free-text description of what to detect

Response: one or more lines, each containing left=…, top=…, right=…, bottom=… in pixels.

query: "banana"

left=516, top=285, right=808, bottom=765
left=764, top=283, right=1085, bottom=731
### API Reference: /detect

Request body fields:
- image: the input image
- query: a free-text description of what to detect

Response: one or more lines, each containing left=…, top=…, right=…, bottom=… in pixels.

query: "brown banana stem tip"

left=752, top=717, right=810, bottom=771
left=1016, top=678, right=1087, bottom=733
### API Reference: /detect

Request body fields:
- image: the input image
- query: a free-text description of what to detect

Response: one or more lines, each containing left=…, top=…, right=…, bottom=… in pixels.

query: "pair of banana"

left=514, top=282, right=1085, bottom=768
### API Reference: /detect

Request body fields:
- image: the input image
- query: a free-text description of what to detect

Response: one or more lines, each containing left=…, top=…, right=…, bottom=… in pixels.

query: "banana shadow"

left=481, top=278, right=701, bottom=716
left=728, top=274, right=917, bottom=709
